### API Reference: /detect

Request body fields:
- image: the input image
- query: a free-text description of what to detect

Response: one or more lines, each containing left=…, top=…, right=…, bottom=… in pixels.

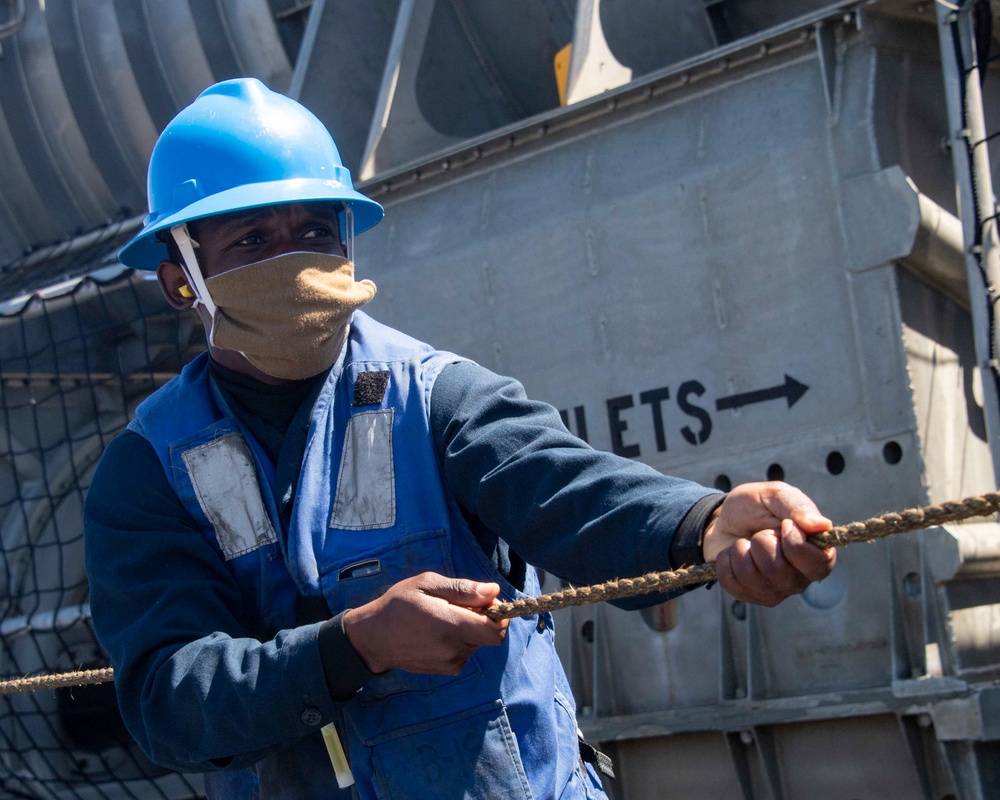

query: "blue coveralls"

left=127, top=312, right=606, bottom=799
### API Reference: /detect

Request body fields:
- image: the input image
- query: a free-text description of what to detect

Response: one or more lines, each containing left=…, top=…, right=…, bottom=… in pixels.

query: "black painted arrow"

left=715, top=374, right=809, bottom=412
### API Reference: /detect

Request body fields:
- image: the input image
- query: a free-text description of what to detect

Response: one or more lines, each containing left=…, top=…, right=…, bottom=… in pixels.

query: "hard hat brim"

left=118, top=178, right=384, bottom=270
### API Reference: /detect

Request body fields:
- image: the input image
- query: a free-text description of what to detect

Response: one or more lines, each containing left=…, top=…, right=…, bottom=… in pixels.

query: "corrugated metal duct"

left=0, top=0, right=292, bottom=271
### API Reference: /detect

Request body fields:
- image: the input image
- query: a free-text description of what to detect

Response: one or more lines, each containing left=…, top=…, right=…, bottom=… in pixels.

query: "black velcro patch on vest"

left=353, top=371, right=390, bottom=406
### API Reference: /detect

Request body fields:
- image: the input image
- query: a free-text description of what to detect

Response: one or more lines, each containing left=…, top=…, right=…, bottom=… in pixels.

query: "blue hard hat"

left=119, top=78, right=384, bottom=270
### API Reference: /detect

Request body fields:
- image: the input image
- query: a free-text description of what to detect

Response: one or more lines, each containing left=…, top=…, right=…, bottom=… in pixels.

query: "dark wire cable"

left=946, top=2, right=1000, bottom=399
left=971, top=128, right=1000, bottom=148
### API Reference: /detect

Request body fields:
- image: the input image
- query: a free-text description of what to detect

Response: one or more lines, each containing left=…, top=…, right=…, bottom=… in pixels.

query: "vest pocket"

left=321, top=529, right=482, bottom=704
left=369, top=700, right=533, bottom=800
left=360, top=656, right=482, bottom=706
left=320, top=529, right=454, bottom=611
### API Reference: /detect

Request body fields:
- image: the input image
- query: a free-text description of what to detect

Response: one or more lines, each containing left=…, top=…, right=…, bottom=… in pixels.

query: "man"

left=84, top=78, right=834, bottom=799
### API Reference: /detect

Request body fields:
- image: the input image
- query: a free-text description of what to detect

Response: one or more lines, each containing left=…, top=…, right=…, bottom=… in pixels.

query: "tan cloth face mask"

left=205, top=252, right=376, bottom=380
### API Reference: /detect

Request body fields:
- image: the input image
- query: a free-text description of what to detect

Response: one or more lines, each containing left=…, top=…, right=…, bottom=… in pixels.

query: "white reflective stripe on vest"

left=331, top=409, right=396, bottom=530
left=182, top=432, right=278, bottom=559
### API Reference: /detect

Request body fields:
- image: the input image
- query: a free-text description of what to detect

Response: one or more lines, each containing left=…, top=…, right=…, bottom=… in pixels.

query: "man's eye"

left=236, top=233, right=263, bottom=246
left=302, top=226, right=333, bottom=239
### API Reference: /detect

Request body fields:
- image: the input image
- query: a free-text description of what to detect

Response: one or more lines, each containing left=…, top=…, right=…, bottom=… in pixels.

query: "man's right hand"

left=342, top=572, right=510, bottom=675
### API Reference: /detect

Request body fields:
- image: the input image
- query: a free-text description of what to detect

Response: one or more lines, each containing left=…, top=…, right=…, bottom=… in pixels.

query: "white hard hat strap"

left=344, top=204, right=355, bottom=264
left=171, top=223, right=217, bottom=323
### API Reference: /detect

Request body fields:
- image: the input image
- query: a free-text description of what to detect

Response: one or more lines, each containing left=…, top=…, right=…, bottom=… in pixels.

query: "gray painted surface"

left=351, top=11, right=1000, bottom=798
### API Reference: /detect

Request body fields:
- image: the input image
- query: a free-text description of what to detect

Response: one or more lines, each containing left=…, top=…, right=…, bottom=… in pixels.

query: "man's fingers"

left=711, top=482, right=835, bottom=607
left=718, top=540, right=785, bottom=606
left=455, top=612, right=509, bottom=649
left=402, top=574, right=505, bottom=646
left=347, top=575, right=510, bottom=675
left=417, top=572, right=500, bottom=609
left=751, top=482, right=827, bottom=530
left=720, top=535, right=820, bottom=607
left=747, top=530, right=810, bottom=596
left=414, top=575, right=508, bottom=648
left=779, top=519, right=837, bottom=581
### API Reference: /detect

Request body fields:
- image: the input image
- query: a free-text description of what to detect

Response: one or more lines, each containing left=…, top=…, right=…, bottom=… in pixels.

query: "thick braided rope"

left=3, top=492, right=1000, bottom=693
left=0, top=667, right=114, bottom=696
left=482, top=491, right=1000, bottom=621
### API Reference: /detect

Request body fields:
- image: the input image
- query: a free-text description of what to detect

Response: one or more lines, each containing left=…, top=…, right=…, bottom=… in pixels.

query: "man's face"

left=191, top=201, right=346, bottom=278
left=156, top=201, right=350, bottom=383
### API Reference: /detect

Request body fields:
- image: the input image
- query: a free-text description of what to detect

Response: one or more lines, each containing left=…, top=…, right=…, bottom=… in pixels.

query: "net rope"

left=0, top=270, right=204, bottom=798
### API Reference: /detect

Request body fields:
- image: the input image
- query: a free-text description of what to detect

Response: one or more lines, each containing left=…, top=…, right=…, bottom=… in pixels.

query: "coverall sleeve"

left=429, top=361, right=723, bottom=600
left=83, top=430, right=339, bottom=773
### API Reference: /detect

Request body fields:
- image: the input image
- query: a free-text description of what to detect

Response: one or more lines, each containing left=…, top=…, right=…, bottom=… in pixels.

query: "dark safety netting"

left=0, top=263, right=206, bottom=799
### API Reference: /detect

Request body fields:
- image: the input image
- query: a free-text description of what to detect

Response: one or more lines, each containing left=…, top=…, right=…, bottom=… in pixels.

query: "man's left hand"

left=702, top=481, right=836, bottom=606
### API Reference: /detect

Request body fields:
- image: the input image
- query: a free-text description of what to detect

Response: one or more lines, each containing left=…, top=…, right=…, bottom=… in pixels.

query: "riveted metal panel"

left=352, top=13, right=998, bottom=797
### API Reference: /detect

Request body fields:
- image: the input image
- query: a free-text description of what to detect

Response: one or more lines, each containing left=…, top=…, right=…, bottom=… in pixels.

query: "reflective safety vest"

left=128, top=311, right=606, bottom=800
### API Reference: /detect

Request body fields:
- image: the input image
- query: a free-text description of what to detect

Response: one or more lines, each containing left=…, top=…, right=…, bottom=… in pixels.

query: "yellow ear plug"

left=178, top=284, right=194, bottom=298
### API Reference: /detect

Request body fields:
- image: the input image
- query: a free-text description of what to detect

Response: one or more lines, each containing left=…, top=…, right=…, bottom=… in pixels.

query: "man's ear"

left=157, top=260, right=196, bottom=310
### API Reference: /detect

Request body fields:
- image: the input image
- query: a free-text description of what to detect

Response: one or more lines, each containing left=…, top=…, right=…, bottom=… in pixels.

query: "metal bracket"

left=0, top=0, right=25, bottom=41
left=816, top=20, right=840, bottom=118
